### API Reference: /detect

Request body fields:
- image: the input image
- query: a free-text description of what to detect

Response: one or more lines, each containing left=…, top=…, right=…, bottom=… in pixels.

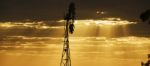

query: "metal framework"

left=141, top=54, right=150, bottom=66
left=60, top=2, right=76, bottom=66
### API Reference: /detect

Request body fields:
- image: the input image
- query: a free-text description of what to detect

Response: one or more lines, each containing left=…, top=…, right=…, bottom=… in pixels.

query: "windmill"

left=60, top=2, right=76, bottom=66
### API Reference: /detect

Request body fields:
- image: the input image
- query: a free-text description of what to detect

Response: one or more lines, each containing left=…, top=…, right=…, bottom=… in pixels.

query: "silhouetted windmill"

left=60, top=2, right=76, bottom=66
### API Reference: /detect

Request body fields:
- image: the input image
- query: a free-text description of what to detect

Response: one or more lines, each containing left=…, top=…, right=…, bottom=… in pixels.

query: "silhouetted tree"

left=140, top=9, right=150, bottom=24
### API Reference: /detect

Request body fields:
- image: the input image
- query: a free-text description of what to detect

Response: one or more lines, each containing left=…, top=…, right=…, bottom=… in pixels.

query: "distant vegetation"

left=140, top=9, right=150, bottom=24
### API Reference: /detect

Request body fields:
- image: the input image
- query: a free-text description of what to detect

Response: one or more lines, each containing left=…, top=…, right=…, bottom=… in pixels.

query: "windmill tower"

left=141, top=54, right=150, bottom=66
left=60, top=2, right=76, bottom=66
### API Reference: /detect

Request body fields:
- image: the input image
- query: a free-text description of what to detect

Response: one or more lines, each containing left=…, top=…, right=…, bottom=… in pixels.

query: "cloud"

left=0, top=0, right=150, bottom=20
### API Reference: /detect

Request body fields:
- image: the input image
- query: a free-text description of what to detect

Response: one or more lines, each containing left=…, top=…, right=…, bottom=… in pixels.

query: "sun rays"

left=0, top=18, right=149, bottom=66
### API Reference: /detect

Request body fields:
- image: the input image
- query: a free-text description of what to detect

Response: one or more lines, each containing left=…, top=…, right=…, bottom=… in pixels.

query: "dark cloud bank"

left=0, top=0, right=150, bottom=21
